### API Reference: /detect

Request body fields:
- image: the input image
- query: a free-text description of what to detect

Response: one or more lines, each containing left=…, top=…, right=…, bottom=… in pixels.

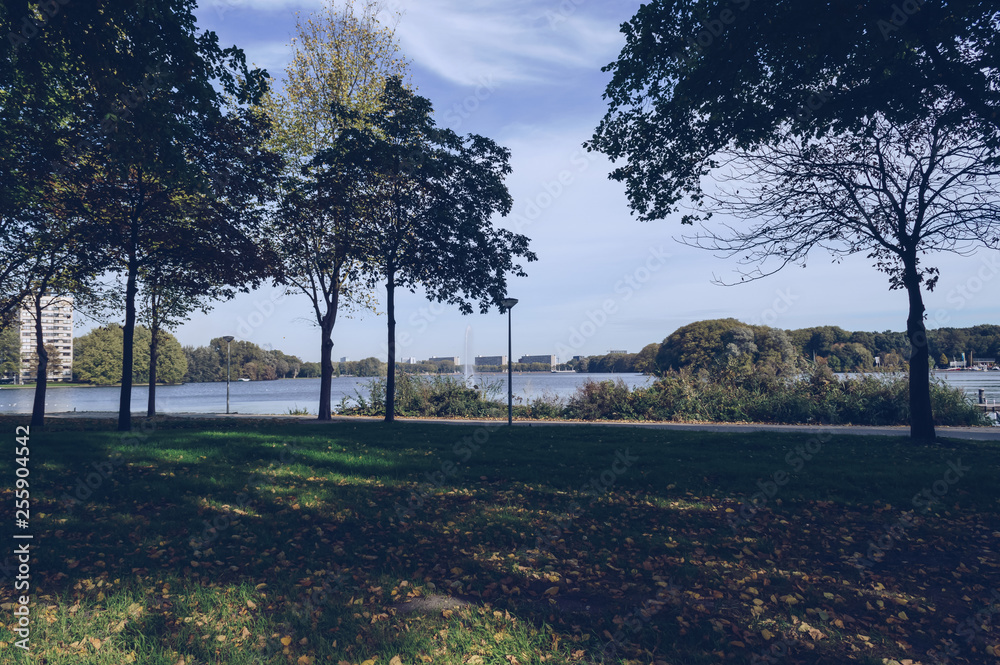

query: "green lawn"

left=1, top=417, right=998, bottom=664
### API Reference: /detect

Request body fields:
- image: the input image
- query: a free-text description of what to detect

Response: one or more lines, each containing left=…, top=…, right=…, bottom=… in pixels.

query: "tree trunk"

left=119, top=258, right=139, bottom=432
left=147, top=319, right=159, bottom=417
left=30, top=296, right=47, bottom=429
left=903, top=267, right=936, bottom=441
left=385, top=267, right=396, bottom=423
left=318, top=314, right=335, bottom=420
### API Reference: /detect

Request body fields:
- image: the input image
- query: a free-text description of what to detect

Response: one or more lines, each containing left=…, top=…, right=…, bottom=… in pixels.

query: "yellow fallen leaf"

left=450, top=567, right=463, bottom=575
left=544, top=586, right=560, bottom=596
left=281, top=636, right=292, bottom=646
left=89, top=637, right=102, bottom=650
left=761, top=629, right=774, bottom=640
left=247, top=599, right=257, bottom=609
left=467, top=657, right=484, bottom=665
left=297, top=657, right=314, bottom=665
left=389, top=657, right=403, bottom=665
left=361, top=660, right=376, bottom=665
left=442, top=609, right=454, bottom=619
left=240, top=627, right=251, bottom=639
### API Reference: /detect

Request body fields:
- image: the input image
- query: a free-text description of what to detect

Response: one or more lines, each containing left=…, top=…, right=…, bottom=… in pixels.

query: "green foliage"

left=74, top=325, right=187, bottom=385
left=563, top=372, right=988, bottom=427
left=343, top=374, right=506, bottom=418
left=588, top=0, right=1000, bottom=224
left=182, top=339, right=305, bottom=383
left=656, top=319, right=800, bottom=376
left=0, top=323, right=19, bottom=377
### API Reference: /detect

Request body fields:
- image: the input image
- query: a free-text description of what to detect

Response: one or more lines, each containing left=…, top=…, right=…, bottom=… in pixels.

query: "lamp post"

left=501, top=298, right=518, bottom=425
left=222, top=336, right=235, bottom=414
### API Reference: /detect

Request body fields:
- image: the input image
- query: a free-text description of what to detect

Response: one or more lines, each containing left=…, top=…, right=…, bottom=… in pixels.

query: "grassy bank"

left=0, top=418, right=997, bottom=664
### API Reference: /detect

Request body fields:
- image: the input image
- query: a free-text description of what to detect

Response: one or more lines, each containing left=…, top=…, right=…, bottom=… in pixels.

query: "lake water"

left=1, top=370, right=996, bottom=416
left=0, top=372, right=653, bottom=415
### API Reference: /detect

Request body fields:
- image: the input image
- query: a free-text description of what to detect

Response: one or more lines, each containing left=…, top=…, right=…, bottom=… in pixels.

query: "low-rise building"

left=475, top=355, right=507, bottom=367
left=428, top=356, right=459, bottom=365
left=518, top=354, right=555, bottom=365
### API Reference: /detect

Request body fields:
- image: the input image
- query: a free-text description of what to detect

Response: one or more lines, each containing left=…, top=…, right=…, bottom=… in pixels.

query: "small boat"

left=238, top=377, right=251, bottom=382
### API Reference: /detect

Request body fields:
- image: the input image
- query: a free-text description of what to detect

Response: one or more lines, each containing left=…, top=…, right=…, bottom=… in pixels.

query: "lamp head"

left=222, top=336, right=235, bottom=343
left=501, top=298, right=518, bottom=310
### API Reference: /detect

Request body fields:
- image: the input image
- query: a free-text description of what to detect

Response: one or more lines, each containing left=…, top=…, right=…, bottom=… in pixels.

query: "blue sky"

left=135, top=0, right=1000, bottom=363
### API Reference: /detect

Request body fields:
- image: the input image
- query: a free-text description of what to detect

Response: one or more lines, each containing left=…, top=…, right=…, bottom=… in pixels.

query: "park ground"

left=0, top=417, right=998, bottom=664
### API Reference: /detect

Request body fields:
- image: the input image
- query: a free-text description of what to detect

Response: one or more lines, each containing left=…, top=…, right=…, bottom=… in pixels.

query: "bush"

left=341, top=367, right=989, bottom=427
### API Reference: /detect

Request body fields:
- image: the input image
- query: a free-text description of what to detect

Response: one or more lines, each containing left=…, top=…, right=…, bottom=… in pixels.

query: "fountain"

left=464, top=325, right=473, bottom=386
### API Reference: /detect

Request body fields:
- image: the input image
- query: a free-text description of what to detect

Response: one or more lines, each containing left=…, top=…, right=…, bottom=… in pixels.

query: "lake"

left=0, top=372, right=653, bottom=415
left=1, top=370, right=996, bottom=416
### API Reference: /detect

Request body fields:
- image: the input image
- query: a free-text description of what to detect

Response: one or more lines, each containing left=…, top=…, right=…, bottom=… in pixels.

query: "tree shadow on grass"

left=3, top=420, right=999, bottom=664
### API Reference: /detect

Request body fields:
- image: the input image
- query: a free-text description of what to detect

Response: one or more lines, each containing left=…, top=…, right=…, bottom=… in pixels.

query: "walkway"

left=41, top=411, right=1000, bottom=441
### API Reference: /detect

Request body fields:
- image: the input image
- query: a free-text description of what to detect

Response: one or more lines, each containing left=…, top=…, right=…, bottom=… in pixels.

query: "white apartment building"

left=19, top=295, right=74, bottom=381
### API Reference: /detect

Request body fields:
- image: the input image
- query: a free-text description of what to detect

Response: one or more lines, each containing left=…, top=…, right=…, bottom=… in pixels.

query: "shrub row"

left=340, top=370, right=990, bottom=427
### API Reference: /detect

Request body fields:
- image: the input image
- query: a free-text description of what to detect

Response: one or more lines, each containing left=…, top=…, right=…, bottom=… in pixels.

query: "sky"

left=104, top=0, right=1000, bottom=364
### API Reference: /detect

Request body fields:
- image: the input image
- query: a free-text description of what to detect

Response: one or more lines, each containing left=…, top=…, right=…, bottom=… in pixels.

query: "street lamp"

left=222, top=336, right=235, bottom=414
left=501, top=298, right=518, bottom=426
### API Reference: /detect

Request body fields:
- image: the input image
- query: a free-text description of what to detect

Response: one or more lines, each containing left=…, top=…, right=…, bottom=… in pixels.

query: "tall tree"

left=588, top=0, right=1000, bottom=224
left=324, top=77, right=536, bottom=422
left=588, top=0, right=1000, bottom=441
left=260, top=0, right=406, bottom=420
left=679, top=102, right=1000, bottom=439
left=61, top=5, right=279, bottom=431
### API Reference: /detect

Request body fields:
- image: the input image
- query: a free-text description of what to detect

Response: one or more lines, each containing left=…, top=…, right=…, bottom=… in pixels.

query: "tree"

left=260, top=0, right=405, bottom=420
left=680, top=103, right=1000, bottom=439
left=327, top=77, right=535, bottom=422
left=0, top=317, right=18, bottom=379
left=74, top=324, right=187, bottom=385
left=588, top=1, right=1000, bottom=441
left=587, top=0, right=1000, bottom=225
left=20, top=1, right=280, bottom=431
left=633, top=343, right=661, bottom=375
left=25, top=343, right=62, bottom=379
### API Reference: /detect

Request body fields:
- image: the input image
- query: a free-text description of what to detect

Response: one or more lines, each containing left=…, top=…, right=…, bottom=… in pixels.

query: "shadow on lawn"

left=3, top=418, right=999, bottom=664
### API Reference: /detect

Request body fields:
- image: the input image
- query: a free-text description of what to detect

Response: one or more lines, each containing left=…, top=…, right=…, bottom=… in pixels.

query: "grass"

left=0, top=416, right=998, bottom=664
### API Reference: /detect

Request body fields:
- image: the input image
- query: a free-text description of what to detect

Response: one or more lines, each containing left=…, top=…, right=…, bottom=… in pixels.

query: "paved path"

left=39, top=411, right=1000, bottom=441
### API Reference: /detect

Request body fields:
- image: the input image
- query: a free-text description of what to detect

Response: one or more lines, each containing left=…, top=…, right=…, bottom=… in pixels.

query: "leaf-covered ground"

left=1, top=416, right=998, bottom=664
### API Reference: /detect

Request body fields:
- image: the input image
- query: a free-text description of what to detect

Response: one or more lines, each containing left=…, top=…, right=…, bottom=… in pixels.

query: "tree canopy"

left=74, top=324, right=187, bottom=385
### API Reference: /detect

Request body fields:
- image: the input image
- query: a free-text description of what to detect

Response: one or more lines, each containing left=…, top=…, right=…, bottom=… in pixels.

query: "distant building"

left=518, top=354, right=555, bottom=365
left=608, top=349, right=628, bottom=355
left=340, top=356, right=349, bottom=363
left=19, top=295, right=73, bottom=382
left=475, top=355, right=507, bottom=367
left=428, top=356, right=459, bottom=365
left=401, top=357, right=417, bottom=364
left=572, top=355, right=584, bottom=361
